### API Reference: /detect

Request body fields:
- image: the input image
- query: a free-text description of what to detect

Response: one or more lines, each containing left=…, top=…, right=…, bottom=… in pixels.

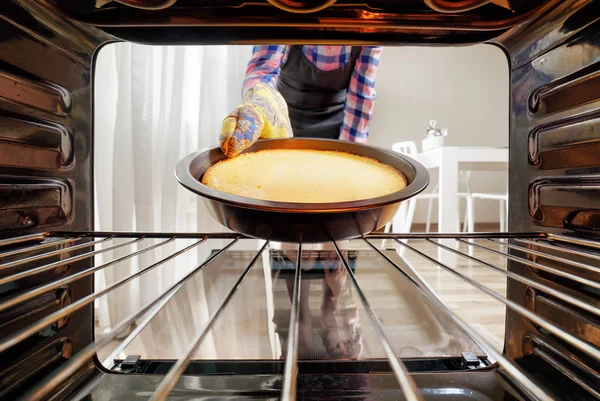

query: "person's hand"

left=219, top=83, right=293, bottom=158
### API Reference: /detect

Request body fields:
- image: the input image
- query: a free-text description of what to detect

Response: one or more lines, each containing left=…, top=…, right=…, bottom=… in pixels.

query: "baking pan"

left=175, top=138, right=429, bottom=243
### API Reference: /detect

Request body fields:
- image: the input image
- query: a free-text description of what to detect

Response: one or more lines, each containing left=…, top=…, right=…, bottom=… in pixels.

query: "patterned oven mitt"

left=219, top=83, right=293, bottom=158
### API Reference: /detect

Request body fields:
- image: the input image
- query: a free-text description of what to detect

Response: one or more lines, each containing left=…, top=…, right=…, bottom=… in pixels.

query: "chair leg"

left=465, top=196, right=475, bottom=256
left=383, top=201, right=409, bottom=248
left=505, top=198, right=509, bottom=232
left=462, top=199, right=467, bottom=232
left=393, top=202, right=409, bottom=233
left=384, top=222, right=391, bottom=233
left=499, top=200, right=506, bottom=232
left=462, top=199, right=468, bottom=232
left=405, top=199, right=417, bottom=233
left=457, top=198, right=462, bottom=232
left=466, top=196, right=475, bottom=233
left=425, top=197, right=435, bottom=233
left=382, top=222, right=391, bottom=248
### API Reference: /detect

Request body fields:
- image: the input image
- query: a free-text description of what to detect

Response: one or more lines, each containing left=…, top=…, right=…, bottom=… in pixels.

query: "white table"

left=414, top=146, right=509, bottom=234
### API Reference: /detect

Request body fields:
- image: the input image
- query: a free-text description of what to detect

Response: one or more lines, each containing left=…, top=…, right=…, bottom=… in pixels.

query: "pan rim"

left=175, top=138, right=429, bottom=213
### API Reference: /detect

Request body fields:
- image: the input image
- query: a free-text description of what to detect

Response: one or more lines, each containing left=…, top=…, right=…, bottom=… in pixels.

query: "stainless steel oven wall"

left=0, top=1, right=109, bottom=398
left=2, top=0, right=600, bottom=399
left=500, top=0, right=600, bottom=396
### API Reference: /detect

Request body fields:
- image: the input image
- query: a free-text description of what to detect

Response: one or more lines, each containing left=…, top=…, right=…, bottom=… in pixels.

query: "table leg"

left=438, top=147, right=459, bottom=233
left=437, top=148, right=459, bottom=263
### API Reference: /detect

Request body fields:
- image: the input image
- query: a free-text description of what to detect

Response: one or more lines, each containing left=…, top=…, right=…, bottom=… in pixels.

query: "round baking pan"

left=175, top=138, right=429, bottom=243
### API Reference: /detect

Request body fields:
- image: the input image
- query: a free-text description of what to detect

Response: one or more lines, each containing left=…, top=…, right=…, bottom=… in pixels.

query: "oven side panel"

left=504, top=1, right=600, bottom=397
left=0, top=1, right=109, bottom=398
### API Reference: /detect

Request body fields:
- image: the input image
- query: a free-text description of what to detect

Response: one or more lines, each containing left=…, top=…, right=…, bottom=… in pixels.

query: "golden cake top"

left=202, top=149, right=407, bottom=203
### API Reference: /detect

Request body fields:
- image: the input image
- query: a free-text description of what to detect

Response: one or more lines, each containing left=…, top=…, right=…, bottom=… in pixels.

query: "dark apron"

left=276, top=46, right=361, bottom=139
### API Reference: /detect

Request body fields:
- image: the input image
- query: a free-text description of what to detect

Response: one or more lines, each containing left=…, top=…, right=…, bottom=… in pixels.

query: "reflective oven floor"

left=1, top=232, right=599, bottom=400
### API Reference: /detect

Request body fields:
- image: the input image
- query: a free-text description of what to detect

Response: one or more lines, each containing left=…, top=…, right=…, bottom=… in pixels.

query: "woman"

left=219, top=45, right=382, bottom=157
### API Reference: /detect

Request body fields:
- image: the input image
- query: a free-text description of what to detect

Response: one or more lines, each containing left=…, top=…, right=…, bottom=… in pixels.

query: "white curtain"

left=93, top=43, right=253, bottom=331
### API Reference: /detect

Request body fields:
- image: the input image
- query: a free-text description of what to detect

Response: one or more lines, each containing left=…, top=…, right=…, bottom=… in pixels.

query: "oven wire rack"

left=0, top=231, right=599, bottom=401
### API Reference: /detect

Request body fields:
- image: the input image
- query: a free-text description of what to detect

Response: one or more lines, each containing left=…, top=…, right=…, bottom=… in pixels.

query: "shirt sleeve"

left=339, top=46, right=382, bottom=143
left=242, top=45, right=286, bottom=98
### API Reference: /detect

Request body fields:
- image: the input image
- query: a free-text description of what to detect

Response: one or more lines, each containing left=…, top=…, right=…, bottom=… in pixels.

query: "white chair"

left=388, top=141, right=434, bottom=231
left=467, top=192, right=508, bottom=232
left=383, top=141, right=508, bottom=247
left=383, top=141, right=470, bottom=234
left=460, top=174, right=508, bottom=233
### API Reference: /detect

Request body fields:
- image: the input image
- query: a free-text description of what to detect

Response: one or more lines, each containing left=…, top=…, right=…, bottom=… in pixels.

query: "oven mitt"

left=219, top=83, right=293, bottom=158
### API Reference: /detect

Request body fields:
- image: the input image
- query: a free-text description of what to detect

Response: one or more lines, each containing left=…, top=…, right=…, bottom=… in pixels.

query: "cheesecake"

left=202, top=149, right=407, bottom=203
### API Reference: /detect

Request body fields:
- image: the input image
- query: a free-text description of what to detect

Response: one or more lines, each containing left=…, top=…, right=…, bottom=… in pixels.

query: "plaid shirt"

left=243, top=45, right=382, bottom=143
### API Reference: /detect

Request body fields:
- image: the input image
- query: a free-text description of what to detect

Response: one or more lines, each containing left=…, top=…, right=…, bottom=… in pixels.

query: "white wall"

left=369, top=45, right=509, bottom=224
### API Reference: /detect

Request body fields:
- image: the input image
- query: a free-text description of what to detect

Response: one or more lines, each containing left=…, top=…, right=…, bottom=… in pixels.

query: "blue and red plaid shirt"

left=243, top=45, right=382, bottom=143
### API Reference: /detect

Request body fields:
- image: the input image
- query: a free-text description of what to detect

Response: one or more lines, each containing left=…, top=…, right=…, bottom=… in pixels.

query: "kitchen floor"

left=398, top=239, right=506, bottom=352
left=96, top=238, right=508, bottom=365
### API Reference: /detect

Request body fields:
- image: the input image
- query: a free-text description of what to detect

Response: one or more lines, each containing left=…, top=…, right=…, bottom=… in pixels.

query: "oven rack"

left=1, top=231, right=599, bottom=401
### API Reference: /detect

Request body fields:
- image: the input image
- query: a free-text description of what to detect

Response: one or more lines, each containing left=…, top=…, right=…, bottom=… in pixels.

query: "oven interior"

left=1, top=0, right=600, bottom=400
